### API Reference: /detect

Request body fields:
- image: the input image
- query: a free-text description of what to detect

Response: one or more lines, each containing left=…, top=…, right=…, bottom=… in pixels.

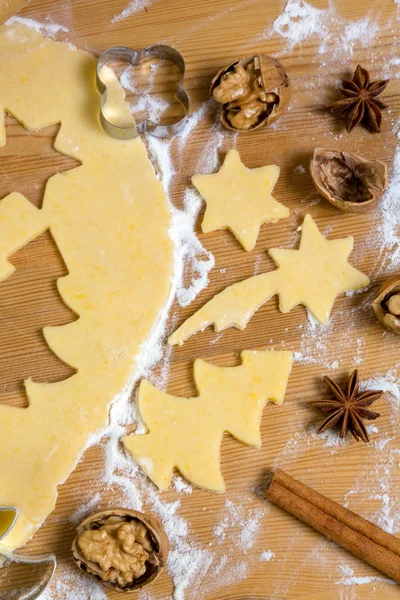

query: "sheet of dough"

left=0, top=24, right=174, bottom=550
left=123, top=351, right=293, bottom=492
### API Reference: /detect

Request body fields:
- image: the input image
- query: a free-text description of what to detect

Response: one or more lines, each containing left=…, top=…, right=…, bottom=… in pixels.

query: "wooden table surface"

left=1, top=0, right=400, bottom=598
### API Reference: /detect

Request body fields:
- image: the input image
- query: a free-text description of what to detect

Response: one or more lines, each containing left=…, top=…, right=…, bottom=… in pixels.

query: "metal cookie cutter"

left=96, top=45, right=190, bottom=139
left=0, top=507, right=56, bottom=599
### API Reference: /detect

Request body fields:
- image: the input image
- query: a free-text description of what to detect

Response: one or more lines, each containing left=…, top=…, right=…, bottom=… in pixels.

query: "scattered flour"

left=340, top=15, right=380, bottom=54
left=111, top=0, right=155, bottom=23
left=131, top=94, right=169, bottom=124
left=6, top=16, right=68, bottom=37
left=271, top=0, right=327, bottom=45
left=213, top=500, right=265, bottom=552
left=252, top=253, right=263, bottom=275
left=145, top=135, right=215, bottom=311
left=338, top=367, right=400, bottom=538
left=69, top=493, right=102, bottom=525
left=376, top=123, right=400, bottom=273
left=170, top=188, right=215, bottom=308
left=360, top=368, right=400, bottom=427
left=173, top=477, right=193, bottom=494
left=41, top=569, right=108, bottom=600
left=269, top=0, right=380, bottom=58
left=260, top=550, right=275, bottom=562
left=177, top=101, right=213, bottom=156
left=120, top=65, right=170, bottom=123
left=336, top=564, right=395, bottom=586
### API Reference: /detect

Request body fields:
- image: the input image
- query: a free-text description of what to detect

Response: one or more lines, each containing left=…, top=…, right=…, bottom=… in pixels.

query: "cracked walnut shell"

left=373, top=277, right=400, bottom=336
left=211, top=54, right=291, bottom=131
left=310, top=148, right=388, bottom=213
left=72, top=508, right=169, bottom=592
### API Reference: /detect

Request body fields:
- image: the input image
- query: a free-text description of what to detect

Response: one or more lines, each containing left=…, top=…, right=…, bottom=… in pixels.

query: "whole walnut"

left=72, top=508, right=169, bottom=593
left=211, top=54, right=291, bottom=131
left=373, top=277, right=400, bottom=336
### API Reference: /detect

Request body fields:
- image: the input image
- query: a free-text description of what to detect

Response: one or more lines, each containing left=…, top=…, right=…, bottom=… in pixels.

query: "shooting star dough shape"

left=123, top=351, right=293, bottom=492
left=169, top=214, right=369, bottom=346
left=0, top=23, right=173, bottom=550
left=193, top=148, right=289, bottom=251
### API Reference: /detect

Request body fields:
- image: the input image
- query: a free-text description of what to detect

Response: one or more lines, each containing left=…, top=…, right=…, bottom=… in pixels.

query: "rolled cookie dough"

left=0, top=23, right=173, bottom=550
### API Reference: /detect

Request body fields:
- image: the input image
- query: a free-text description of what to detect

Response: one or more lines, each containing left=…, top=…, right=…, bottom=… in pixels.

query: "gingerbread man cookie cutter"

left=0, top=506, right=56, bottom=599
left=96, top=45, right=190, bottom=139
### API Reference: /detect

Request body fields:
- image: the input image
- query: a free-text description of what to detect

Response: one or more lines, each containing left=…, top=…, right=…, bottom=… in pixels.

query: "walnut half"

left=72, top=508, right=169, bottom=592
left=210, top=54, right=291, bottom=131
left=310, top=148, right=388, bottom=213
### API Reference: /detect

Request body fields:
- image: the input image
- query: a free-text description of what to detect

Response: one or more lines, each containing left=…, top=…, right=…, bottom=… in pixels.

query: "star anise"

left=330, top=65, right=389, bottom=133
left=309, top=370, right=383, bottom=443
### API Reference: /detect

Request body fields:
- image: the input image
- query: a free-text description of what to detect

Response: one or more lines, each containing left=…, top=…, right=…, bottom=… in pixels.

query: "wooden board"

left=1, top=0, right=400, bottom=598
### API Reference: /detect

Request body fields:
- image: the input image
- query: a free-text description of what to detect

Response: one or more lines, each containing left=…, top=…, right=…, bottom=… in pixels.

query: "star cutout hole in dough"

left=0, top=115, right=81, bottom=208
left=193, top=148, right=289, bottom=251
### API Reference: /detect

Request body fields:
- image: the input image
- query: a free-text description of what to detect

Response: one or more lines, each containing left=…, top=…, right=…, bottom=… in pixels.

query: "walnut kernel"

left=72, top=509, right=169, bottom=593
left=212, top=64, right=251, bottom=104
left=211, top=54, right=291, bottom=131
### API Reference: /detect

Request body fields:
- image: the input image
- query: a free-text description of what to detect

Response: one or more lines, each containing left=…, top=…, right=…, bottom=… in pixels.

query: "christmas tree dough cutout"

left=169, top=214, right=369, bottom=346
left=193, top=149, right=289, bottom=251
left=123, top=351, right=293, bottom=492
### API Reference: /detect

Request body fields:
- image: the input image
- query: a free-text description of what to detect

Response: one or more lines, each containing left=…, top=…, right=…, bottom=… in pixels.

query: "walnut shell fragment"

left=310, top=148, right=388, bottom=213
left=210, top=54, right=291, bottom=131
left=72, top=508, right=169, bottom=593
left=373, top=277, right=400, bottom=335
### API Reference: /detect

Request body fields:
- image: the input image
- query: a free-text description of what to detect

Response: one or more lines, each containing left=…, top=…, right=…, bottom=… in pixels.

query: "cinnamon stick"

left=266, top=468, right=400, bottom=582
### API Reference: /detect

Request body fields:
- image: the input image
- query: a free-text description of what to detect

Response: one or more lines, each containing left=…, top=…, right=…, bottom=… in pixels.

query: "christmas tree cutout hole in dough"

left=0, top=116, right=81, bottom=409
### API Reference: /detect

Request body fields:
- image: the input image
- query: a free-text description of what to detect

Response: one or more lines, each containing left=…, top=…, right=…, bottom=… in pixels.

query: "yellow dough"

left=123, top=351, right=293, bottom=492
left=193, top=149, right=289, bottom=251
left=0, top=24, right=174, bottom=550
left=169, top=214, right=370, bottom=346
left=99, top=64, right=136, bottom=128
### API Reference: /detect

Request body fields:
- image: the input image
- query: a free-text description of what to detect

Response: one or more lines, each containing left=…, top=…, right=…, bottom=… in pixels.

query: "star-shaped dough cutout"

left=271, top=214, right=370, bottom=324
left=193, top=149, right=289, bottom=251
left=169, top=214, right=370, bottom=346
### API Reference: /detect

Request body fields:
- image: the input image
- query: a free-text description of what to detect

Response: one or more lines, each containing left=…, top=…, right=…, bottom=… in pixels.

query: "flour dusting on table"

left=213, top=499, right=266, bottom=551
left=271, top=0, right=327, bottom=46
left=269, top=0, right=380, bottom=57
left=6, top=15, right=68, bottom=37
left=111, top=0, right=156, bottom=23
left=260, top=549, right=275, bottom=562
left=377, top=124, right=400, bottom=273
